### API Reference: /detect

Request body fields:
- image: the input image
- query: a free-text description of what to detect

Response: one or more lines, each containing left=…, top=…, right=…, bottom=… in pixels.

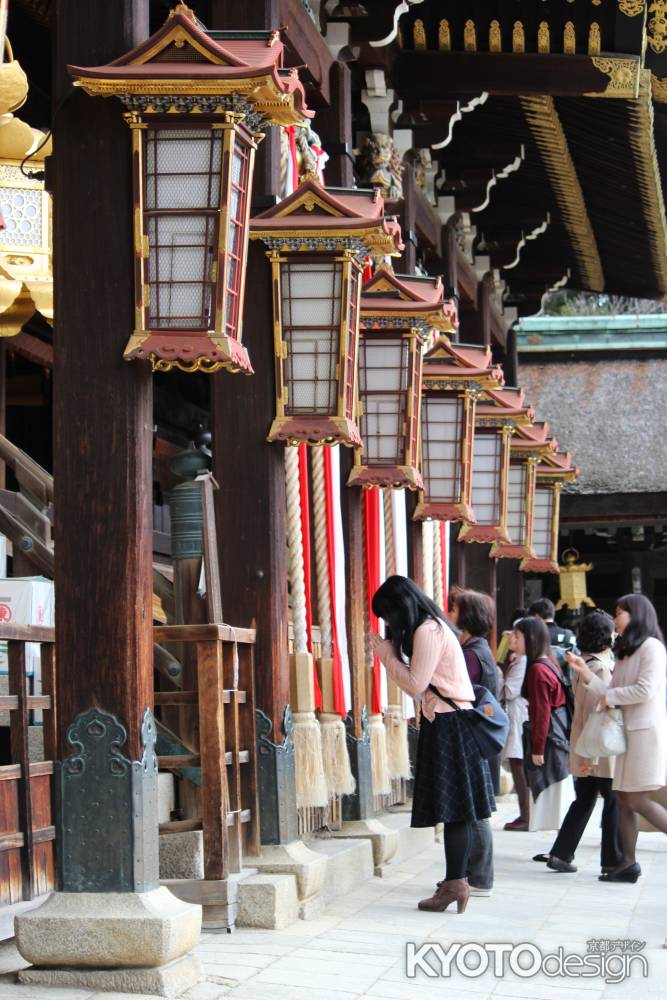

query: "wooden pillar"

left=405, top=491, right=424, bottom=589
left=208, top=0, right=295, bottom=848
left=340, top=447, right=373, bottom=820
left=52, top=0, right=156, bottom=890
left=211, top=242, right=296, bottom=845
left=399, top=164, right=417, bottom=274
left=316, top=61, right=354, bottom=188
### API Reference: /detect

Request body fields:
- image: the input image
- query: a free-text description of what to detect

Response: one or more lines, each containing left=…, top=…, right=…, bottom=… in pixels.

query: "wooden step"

left=159, top=819, right=203, bottom=834
left=153, top=689, right=247, bottom=705
left=157, top=754, right=200, bottom=769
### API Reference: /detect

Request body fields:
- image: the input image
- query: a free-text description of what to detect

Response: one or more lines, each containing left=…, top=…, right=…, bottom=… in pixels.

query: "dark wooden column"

left=316, top=62, right=354, bottom=188
left=208, top=0, right=295, bottom=849
left=340, top=447, right=373, bottom=821
left=52, top=0, right=157, bottom=890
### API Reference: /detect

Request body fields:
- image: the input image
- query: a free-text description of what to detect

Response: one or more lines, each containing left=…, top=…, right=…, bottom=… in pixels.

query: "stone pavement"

left=0, top=796, right=665, bottom=1000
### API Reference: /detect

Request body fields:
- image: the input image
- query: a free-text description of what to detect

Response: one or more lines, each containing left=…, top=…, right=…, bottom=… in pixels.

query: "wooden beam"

left=391, top=52, right=635, bottom=100
left=278, top=0, right=333, bottom=106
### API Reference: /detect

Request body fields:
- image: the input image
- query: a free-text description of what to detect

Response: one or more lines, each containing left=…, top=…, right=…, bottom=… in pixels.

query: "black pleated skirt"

left=411, top=710, right=496, bottom=827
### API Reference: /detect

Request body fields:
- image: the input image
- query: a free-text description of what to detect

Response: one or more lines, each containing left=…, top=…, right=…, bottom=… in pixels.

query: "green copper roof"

left=516, top=314, right=667, bottom=352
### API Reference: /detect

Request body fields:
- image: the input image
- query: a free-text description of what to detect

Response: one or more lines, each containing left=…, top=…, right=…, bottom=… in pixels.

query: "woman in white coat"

left=567, top=594, right=667, bottom=883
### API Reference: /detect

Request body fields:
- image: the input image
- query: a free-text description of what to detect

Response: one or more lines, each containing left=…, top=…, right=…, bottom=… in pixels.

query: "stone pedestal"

left=246, top=840, right=327, bottom=920
left=15, top=887, right=202, bottom=997
left=330, top=818, right=399, bottom=870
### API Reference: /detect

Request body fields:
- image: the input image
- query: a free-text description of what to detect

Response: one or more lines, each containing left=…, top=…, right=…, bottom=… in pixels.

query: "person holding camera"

left=536, top=610, right=623, bottom=875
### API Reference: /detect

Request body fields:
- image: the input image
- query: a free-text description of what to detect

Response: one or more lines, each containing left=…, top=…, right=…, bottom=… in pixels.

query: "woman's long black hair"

left=372, top=575, right=449, bottom=662
left=614, top=593, right=665, bottom=659
left=513, top=617, right=554, bottom=699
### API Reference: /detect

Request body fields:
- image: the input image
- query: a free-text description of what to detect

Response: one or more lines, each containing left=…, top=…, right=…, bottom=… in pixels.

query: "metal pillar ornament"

left=69, top=5, right=311, bottom=373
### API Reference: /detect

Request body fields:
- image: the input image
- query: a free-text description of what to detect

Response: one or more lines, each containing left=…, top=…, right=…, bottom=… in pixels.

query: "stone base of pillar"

left=18, top=954, right=202, bottom=998
left=15, top=887, right=202, bottom=997
left=329, top=818, right=399, bottom=870
left=246, top=840, right=327, bottom=920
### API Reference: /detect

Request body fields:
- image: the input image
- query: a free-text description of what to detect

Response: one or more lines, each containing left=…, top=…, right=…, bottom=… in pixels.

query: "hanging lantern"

left=490, top=422, right=558, bottom=560
left=250, top=178, right=403, bottom=446
left=459, top=388, right=533, bottom=544
left=414, top=339, right=504, bottom=522
left=520, top=452, right=578, bottom=573
left=557, top=548, right=595, bottom=611
left=0, top=47, right=52, bottom=335
left=347, top=266, right=457, bottom=490
left=68, top=5, right=311, bottom=373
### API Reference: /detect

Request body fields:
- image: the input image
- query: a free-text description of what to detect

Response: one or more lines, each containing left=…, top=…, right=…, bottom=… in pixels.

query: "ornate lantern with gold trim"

left=557, top=548, right=595, bottom=611
left=347, top=266, right=457, bottom=489
left=414, top=340, right=504, bottom=522
left=68, top=5, right=311, bottom=373
left=249, top=179, right=402, bottom=446
left=459, top=388, right=533, bottom=545
left=490, top=422, right=558, bottom=560
left=520, top=452, right=578, bottom=574
left=0, top=42, right=52, bottom=336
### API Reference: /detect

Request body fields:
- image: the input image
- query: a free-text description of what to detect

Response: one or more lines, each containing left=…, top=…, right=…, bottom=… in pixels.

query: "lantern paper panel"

left=415, top=391, right=475, bottom=521
left=490, top=457, right=538, bottom=560
left=68, top=7, right=311, bottom=373
left=413, top=337, right=505, bottom=523
left=250, top=178, right=403, bottom=447
left=348, top=267, right=457, bottom=490
left=281, top=258, right=345, bottom=415
left=520, top=481, right=560, bottom=574
left=459, top=427, right=512, bottom=544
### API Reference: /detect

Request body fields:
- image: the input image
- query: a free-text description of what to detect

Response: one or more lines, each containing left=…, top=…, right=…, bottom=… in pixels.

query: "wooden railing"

left=0, top=624, right=56, bottom=939
left=153, top=623, right=259, bottom=881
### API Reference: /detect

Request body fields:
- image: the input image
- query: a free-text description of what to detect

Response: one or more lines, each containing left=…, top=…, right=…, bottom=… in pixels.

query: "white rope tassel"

left=292, top=710, right=329, bottom=808
left=311, top=448, right=332, bottom=657
left=422, top=520, right=435, bottom=600
left=320, top=712, right=356, bottom=797
left=369, top=712, right=391, bottom=796
left=285, top=444, right=308, bottom=655
left=433, top=518, right=444, bottom=610
left=384, top=704, right=412, bottom=780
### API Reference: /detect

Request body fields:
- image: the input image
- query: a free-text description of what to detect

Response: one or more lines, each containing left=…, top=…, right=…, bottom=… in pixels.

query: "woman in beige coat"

left=539, top=611, right=623, bottom=875
left=568, top=594, right=667, bottom=883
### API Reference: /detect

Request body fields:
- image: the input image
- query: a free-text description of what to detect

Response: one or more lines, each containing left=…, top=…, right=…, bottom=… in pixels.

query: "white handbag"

left=575, top=706, right=626, bottom=759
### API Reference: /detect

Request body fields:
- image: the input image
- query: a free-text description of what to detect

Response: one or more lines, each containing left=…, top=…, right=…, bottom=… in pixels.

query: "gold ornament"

left=489, top=19, right=502, bottom=52
left=413, top=18, right=426, bottom=50
left=589, top=22, right=602, bottom=54
left=538, top=21, right=550, bottom=53
left=564, top=21, right=576, bottom=53
left=649, top=1, right=667, bottom=53
left=464, top=19, right=477, bottom=52
left=588, top=56, right=640, bottom=97
left=438, top=19, right=451, bottom=51
left=512, top=20, right=525, bottom=53
left=619, top=1, right=646, bottom=15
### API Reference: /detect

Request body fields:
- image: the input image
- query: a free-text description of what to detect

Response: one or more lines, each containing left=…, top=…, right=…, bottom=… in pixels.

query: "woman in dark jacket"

left=513, top=616, right=575, bottom=834
left=449, top=589, right=498, bottom=897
